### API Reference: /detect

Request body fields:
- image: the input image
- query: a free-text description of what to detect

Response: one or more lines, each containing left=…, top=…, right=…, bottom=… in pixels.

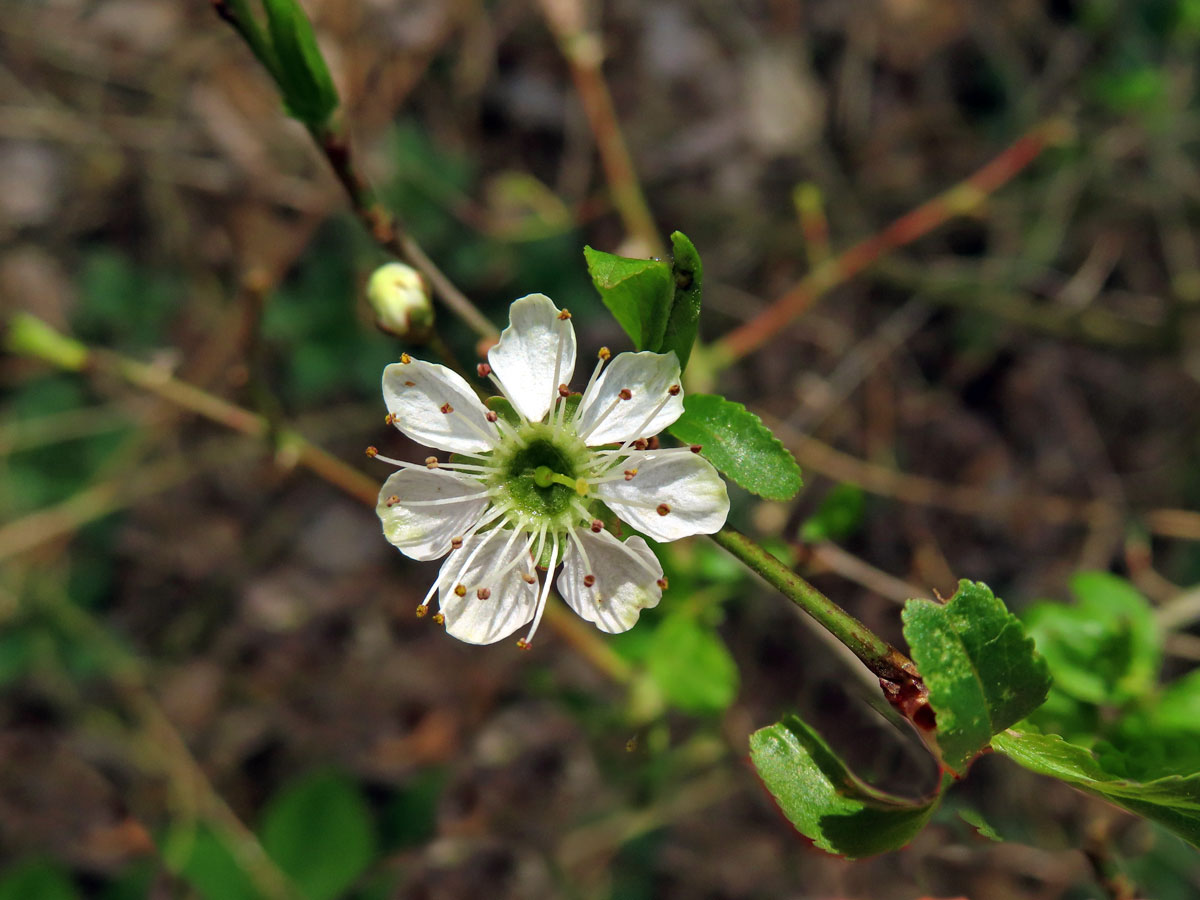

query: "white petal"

left=595, top=451, right=729, bottom=541
left=487, top=293, right=576, bottom=423
left=558, top=529, right=662, bottom=633
left=439, top=528, right=539, bottom=644
left=377, top=468, right=491, bottom=561
left=383, top=358, right=497, bottom=454
left=576, top=351, right=683, bottom=446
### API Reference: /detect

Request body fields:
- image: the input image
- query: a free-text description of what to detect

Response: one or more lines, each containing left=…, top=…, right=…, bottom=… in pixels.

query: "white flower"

left=371, top=294, right=730, bottom=647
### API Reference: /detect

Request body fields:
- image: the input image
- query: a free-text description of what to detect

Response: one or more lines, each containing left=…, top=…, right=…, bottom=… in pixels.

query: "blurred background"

left=3, top=0, right=1200, bottom=897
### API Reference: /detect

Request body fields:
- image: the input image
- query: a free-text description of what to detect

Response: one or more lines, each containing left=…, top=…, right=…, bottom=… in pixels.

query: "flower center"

left=489, top=422, right=593, bottom=530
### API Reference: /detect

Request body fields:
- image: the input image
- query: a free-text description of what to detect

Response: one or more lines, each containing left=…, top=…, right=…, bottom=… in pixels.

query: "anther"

left=558, top=383, right=570, bottom=398
left=404, top=380, right=415, bottom=387
left=590, top=519, right=603, bottom=533
left=583, top=574, right=596, bottom=588
left=618, top=388, right=632, bottom=401
left=668, top=384, right=681, bottom=396
left=624, top=469, right=638, bottom=481
left=400, top=352, right=412, bottom=364
left=656, top=577, right=669, bottom=590
left=516, top=638, right=532, bottom=650
left=486, top=410, right=498, bottom=422
left=522, top=573, right=536, bottom=584
left=557, top=309, right=572, bottom=320
left=384, top=413, right=394, bottom=425
left=454, top=584, right=467, bottom=597
left=633, top=439, right=648, bottom=451
left=477, top=362, right=492, bottom=377
left=598, top=347, right=611, bottom=360
left=477, top=587, right=491, bottom=600
left=440, top=402, right=454, bottom=414
left=690, top=444, right=702, bottom=453
left=425, top=456, right=438, bottom=468
left=656, top=503, right=671, bottom=516
left=432, top=612, right=445, bottom=625
left=415, top=605, right=429, bottom=618
left=365, top=446, right=378, bottom=457
left=385, top=495, right=400, bottom=507
left=450, top=536, right=463, bottom=549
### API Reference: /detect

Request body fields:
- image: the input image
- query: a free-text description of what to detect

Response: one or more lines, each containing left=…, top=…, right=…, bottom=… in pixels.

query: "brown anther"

left=690, top=444, right=702, bottom=453
left=404, top=381, right=415, bottom=387
left=516, top=638, right=532, bottom=650
left=450, top=536, right=463, bottom=550
left=618, top=388, right=632, bottom=401
left=476, top=587, right=491, bottom=600
left=400, top=352, right=412, bottom=364
left=624, top=469, right=638, bottom=481
left=485, top=410, right=499, bottom=422
left=415, top=605, right=429, bottom=618
left=558, top=383, right=570, bottom=398
left=384, top=413, right=395, bottom=425
left=440, top=402, right=454, bottom=414
left=590, top=519, right=603, bottom=533
left=385, top=495, right=400, bottom=507
left=668, top=384, right=681, bottom=396
left=432, top=612, right=445, bottom=625
left=477, top=362, right=492, bottom=377
left=656, top=503, right=671, bottom=516
left=425, top=456, right=439, bottom=468
left=647, top=436, right=660, bottom=450
left=522, top=573, right=537, bottom=584
left=557, top=308, right=572, bottom=320
left=633, top=439, right=648, bottom=451
left=656, top=577, right=669, bottom=590
left=583, top=574, right=596, bottom=588
left=453, top=584, right=467, bottom=597
left=365, top=446, right=378, bottom=457
left=598, top=347, right=611, bottom=361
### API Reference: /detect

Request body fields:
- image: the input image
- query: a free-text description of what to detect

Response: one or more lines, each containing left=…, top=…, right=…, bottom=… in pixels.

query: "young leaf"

left=667, top=393, right=802, bottom=500
left=259, top=770, right=377, bottom=900
left=902, top=580, right=1051, bottom=773
left=646, top=614, right=738, bottom=715
left=750, top=714, right=947, bottom=858
left=661, top=231, right=703, bottom=371
left=262, top=0, right=339, bottom=127
left=583, top=246, right=673, bottom=351
left=992, top=729, right=1200, bottom=848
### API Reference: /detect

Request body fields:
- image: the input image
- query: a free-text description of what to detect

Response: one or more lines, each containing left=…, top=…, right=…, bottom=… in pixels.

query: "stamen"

left=451, top=536, right=463, bottom=550
left=432, top=612, right=445, bottom=625
left=596, top=390, right=679, bottom=473
left=400, top=353, right=412, bottom=364
left=657, top=503, right=671, bottom=516
left=577, top=393, right=626, bottom=442
left=390, top=491, right=493, bottom=507
left=415, top=605, right=429, bottom=618
left=573, top=349, right=610, bottom=425
left=657, top=577, right=669, bottom=590
left=425, top=456, right=439, bottom=469
left=548, top=319, right=569, bottom=425
left=454, top=584, right=467, bottom=597
left=590, top=519, right=603, bottom=533
left=583, top=574, right=596, bottom=587
left=476, top=588, right=491, bottom=600
left=366, top=446, right=378, bottom=457
left=477, top=362, right=492, bottom=378
left=624, top=469, right=637, bottom=480
left=522, top=533, right=560, bottom=647
left=565, top=526, right=594, bottom=587
left=384, top=414, right=394, bottom=426
left=440, top=403, right=453, bottom=414
left=619, top=388, right=632, bottom=400
left=487, top=372, right=530, bottom=425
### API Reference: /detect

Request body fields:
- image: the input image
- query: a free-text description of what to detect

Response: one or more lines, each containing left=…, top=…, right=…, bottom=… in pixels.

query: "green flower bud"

left=366, top=262, right=434, bottom=341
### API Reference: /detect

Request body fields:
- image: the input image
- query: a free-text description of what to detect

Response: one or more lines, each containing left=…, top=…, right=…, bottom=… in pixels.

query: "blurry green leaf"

left=902, top=580, right=1051, bottom=772
left=262, top=0, right=338, bottom=127
left=646, top=615, right=737, bottom=715
left=661, top=232, right=703, bottom=371
left=992, top=729, right=1200, bottom=848
left=379, top=769, right=445, bottom=850
left=750, top=714, right=947, bottom=858
left=667, top=394, right=802, bottom=500
left=0, top=860, right=79, bottom=900
left=957, top=808, right=1004, bottom=842
left=74, top=249, right=177, bottom=351
left=1155, top=669, right=1200, bottom=731
left=166, top=824, right=259, bottom=900
left=583, top=247, right=673, bottom=352
left=259, top=770, right=376, bottom=900
left=1024, top=572, right=1160, bottom=705
left=800, top=483, right=865, bottom=542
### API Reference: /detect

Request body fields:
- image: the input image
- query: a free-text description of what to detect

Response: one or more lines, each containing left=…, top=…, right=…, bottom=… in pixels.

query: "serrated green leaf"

left=646, top=615, right=738, bottom=715
left=902, top=580, right=1050, bottom=772
left=583, top=246, right=673, bottom=351
left=263, top=0, right=339, bottom=127
left=259, top=770, right=376, bottom=900
left=667, top=393, right=802, bottom=500
left=750, top=714, right=947, bottom=858
left=661, top=231, right=703, bottom=371
left=800, top=483, right=865, bottom=542
left=992, top=729, right=1200, bottom=848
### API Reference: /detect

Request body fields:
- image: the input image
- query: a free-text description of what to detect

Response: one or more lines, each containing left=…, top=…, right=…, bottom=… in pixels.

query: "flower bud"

left=366, top=262, right=433, bottom=341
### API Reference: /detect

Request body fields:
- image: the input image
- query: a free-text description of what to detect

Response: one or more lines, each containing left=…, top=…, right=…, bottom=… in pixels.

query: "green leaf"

left=646, top=614, right=738, bottom=715
left=661, top=231, right=703, bottom=371
left=902, top=580, right=1051, bottom=772
left=0, top=860, right=79, bottom=900
left=992, top=729, right=1200, bottom=848
left=583, top=246, right=673, bottom=352
left=667, top=394, right=802, bottom=500
left=262, top=0, right=339, bottom=127
left=259, top=770, right=376, bottom=900
left=165, top=824, right=259, bottom=900
left=799, top=483, right=865, bottom=542
left=750, top=714, right=947, bottom=858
